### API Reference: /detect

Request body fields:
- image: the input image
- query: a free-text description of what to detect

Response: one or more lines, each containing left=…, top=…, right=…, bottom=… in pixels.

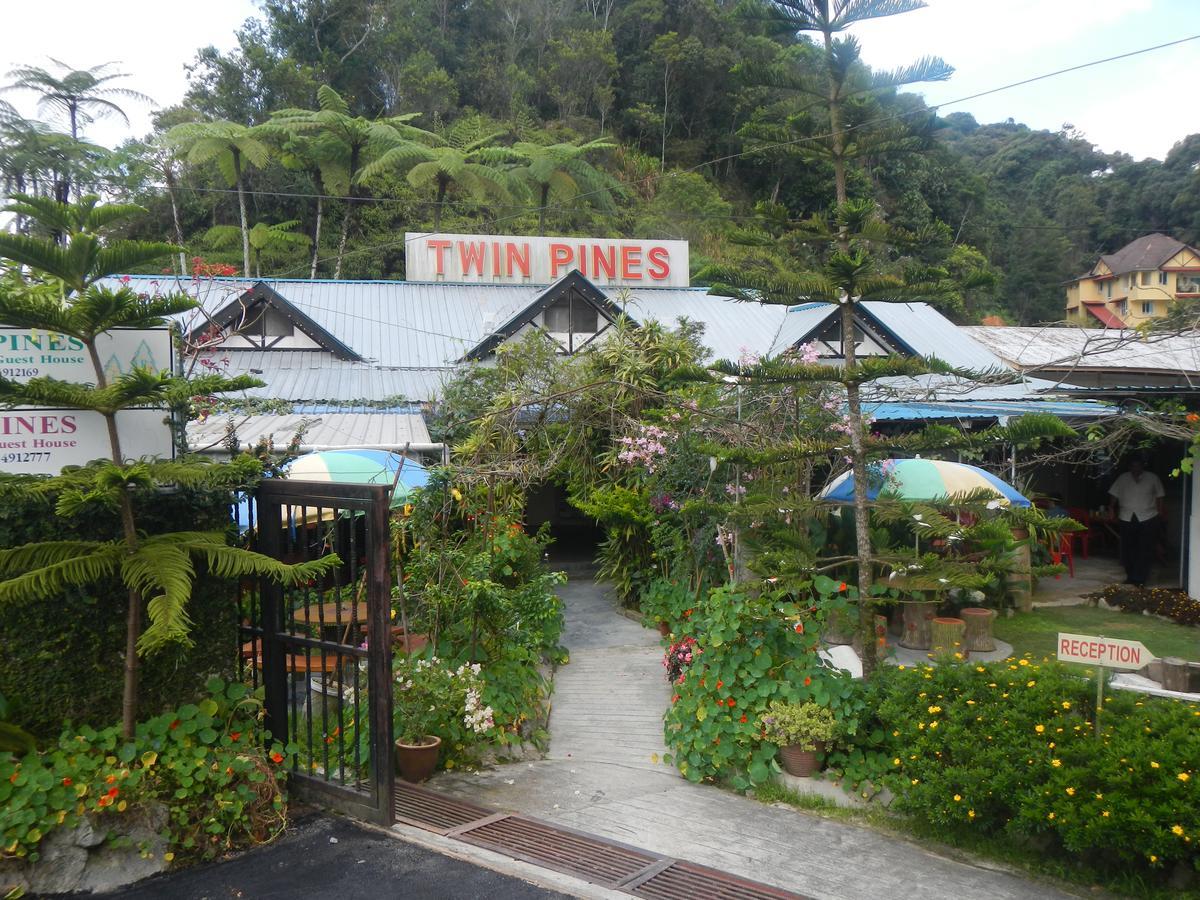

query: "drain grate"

left=393, top=781, right=491, bottom=833
left=393, top=780, right=808, bottom=900
left=631, top=859, right=799, bottom=900
left=457, top=815, right=658, bottom=887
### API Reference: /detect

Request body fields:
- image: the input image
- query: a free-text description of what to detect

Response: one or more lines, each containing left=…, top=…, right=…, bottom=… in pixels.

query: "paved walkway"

left=432, top=581, right=1079, bottom=900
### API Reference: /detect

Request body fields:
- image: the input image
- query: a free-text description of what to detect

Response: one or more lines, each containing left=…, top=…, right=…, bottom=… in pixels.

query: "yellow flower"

left=1047, top=812, right=1055, bottom=820
left=1149, top=855, right=1158, bottom=863
left=1095, top=793, right=1103, bottom=800
left=1150, top=761, right=1160, bottom=769
left=966, top=700, right=975, bottom=705
left=1172, top=825, right=1185, bottom=836
left=1101, top=810, right=1109, bottom=818
left=1051, top=759, right=1062, bottom=768
left=1026, top=680, right=1036, bottom=688
left=1035, top=725, right=1045, bottom=733
left=975, top=666, right=985, bottom=673
left=1061, top=701, right=1071, bottom=710
left=1065, top=787, right=1075, bottom=796
left=1179, top=773, right=1191, bottom=782
left=911, top=779, right=920, bottom=785
left=164, top=852, right=175, bottom=863
left=953, top=794, right=961, bottom=802
left=898, top=665, right=906, bottom=670
left=927, top=705, right=941, bottom=714
left=892, top=730, right=900, bottom=737
left=968, top=809, right=975, bottom=819
left=918, top=722, right=926, bottom=730
left=1018, top=659, right=1029, bottom=666
left=929, top=721, right=939, bottom=729
left=893, top=758, right=901, bottom=766
left=117, top=800, right=127, bottom=812
left=451, top=487, right=463, bottom=502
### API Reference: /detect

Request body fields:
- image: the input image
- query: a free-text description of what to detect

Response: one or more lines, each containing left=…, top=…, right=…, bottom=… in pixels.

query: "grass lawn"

left=994, top=604, right=1199, bottom=662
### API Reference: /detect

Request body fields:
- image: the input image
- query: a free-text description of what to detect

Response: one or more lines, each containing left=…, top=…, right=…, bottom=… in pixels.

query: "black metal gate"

left=240, top=480, right=394, bottom=825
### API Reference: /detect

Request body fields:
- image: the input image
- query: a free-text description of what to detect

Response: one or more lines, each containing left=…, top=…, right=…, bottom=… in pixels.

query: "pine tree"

left=0, top=195, right=337, bottom=737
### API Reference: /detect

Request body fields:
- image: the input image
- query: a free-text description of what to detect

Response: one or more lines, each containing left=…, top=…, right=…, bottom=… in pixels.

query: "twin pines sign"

left=0, top=328, right=175, bottom=476
left=405, top=233, right=690, bottom=288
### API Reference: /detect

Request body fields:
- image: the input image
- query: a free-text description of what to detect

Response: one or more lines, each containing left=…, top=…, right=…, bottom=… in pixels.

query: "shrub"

left=0, top=678, right=288, bottom=863
left=870, top=658, right=1199, bottom=878
left=0, top=487, right=239, bottom=739
left=392, top=656, right=494, bottom=749
left=1088, top=584, right=1200, bottom=627
left=663, top=579, right=861, bottom=789
left=641, top=578, right=694, bottom=629
left=760, top=701, right=837, bottom=750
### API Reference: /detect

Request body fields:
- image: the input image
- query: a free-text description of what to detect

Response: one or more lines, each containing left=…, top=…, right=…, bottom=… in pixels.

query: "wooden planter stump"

left=930, top=617, right=967, bottom=658
left=899, top=601, right=937, bottom=650
left=960, top=607, right=996, bottom=653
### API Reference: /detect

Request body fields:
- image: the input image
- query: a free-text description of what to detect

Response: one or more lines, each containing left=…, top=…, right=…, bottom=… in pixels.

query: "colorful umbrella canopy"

left=235, top=449, right=429, bottom=531
left=817, top=458, right=1030, bottom=508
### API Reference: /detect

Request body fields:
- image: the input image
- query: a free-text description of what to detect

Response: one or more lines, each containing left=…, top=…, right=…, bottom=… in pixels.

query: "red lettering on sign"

left=592, top=246, right=616, bottom=280
left=550, top=244, right=573, bottom=277
left=427, top=239, right=451, bottom=276
left=506, top=243, right=530, bottom=278
left=1059, top=637, right=1070, bottom=657
left=621, top=245, right=643, bottom=280
left=61, top=415, right=76, bottom=434
left=648, top=246, right=670, bottom=280
left=458, top=241, right=486, bottom=276
left=491, top=242, right=502, bottom=277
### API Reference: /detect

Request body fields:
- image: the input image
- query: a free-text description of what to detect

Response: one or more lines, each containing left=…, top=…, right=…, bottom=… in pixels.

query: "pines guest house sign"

left=405, top=233, right=690, bottom=288
left=0, top=328, right=175, bottom=475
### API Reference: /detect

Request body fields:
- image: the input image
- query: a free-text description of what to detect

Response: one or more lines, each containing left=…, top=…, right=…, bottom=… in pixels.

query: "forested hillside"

left=5, top=0, right=1200, bottom=324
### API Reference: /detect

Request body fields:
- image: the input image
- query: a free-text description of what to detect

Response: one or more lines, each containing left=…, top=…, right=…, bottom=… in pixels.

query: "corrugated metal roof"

left=193, top=350, right=453, bottom=402
left=770, top=305, right=837, bottom=353
left=860, top=302, right=1008, bottom=370
left=863, top=373, right=1070, bottom=403
left=188, top=411, right=431, bottom=453
left=961, top=326, right=1200, bottom=375
left=618, top=289, right=788, bottom=362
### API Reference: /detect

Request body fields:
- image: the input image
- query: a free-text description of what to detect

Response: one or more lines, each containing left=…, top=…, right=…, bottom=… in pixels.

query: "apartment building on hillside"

left=1064, top=233, right=1200, bottom=327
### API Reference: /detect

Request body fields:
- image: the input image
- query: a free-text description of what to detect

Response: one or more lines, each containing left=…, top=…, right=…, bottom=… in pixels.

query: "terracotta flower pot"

left=778, top=740, right=826, bottom=777
left=395, top=735, right=442, bottom=783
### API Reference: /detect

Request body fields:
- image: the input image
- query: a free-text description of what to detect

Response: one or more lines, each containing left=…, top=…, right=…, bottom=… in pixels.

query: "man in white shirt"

left=1107, top=455, right=1166, bottom=587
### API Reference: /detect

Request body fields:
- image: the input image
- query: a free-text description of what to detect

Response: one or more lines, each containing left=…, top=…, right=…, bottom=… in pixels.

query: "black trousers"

left=1119, top=514, right=1157, bottom=586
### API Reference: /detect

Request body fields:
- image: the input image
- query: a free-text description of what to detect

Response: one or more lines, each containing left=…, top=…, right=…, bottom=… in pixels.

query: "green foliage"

left=867, top=658, right=1199, bottom=879
left=662, top=580, right=859, bottom=790
left=0, top=678, right=289, bottom=863
left=759, top=700, right=836, bottom=750
left=640, top=578, right=694, bottom=627
left=0, top=486, right=238, bottom=739
left=0, top=694, right=36, bottom=756
left=392, top=656, right=493, bottom=748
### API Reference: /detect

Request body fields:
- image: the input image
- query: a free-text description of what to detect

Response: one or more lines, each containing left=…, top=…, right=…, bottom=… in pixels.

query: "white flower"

left=986, top=499, right=1002, bottom=510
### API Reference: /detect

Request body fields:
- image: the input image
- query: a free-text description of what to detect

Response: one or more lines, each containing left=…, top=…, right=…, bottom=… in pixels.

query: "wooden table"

left=296, top=601, right=368, bottom=626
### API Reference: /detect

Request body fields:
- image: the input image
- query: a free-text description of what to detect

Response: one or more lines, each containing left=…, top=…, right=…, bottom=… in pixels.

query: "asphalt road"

left=109, top=814, right=573, bottom=900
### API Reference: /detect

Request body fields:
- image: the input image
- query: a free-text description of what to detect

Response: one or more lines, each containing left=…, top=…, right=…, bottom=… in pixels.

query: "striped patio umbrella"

left=235, top=449, right=429, bottom=531
left=817, top=458, right=1030, bottom=508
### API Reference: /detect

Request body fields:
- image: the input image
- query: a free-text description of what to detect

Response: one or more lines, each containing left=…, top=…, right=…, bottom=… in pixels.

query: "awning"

left=188, top=410, right=441, bottom=453
left=864, top=399, right=1115, bottom=422
left=1082, top=303, right=1125, bottom=328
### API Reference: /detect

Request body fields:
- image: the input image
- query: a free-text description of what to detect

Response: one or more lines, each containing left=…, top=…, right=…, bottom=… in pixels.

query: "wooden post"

left=1161, top=657, right=1191, bottom=692
left=930, top=617, right=966, bottom=657
left=899, top=600, right=936, bottom=650
left=960, top=607, right=996, bottom=652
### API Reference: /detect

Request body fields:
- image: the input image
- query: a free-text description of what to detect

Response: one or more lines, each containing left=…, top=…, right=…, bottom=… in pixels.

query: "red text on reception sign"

left=1056, top=632, right=1154, bottom=670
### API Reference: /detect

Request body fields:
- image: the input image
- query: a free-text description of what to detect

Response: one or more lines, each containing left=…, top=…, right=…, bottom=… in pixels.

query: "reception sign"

left=1057, top=633, right=1154, bottom=670
left=405, top=233, right=690, bottom=288
left=0, top=409, right=174, bottom=475
left=0, top=328, right=173, bottom=383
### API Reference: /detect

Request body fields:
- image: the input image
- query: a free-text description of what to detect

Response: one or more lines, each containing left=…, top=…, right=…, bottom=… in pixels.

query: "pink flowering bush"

left=615, top=424, right=671, bottom=473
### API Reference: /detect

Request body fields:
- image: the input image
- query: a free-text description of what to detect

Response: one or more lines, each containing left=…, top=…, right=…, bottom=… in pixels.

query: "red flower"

left=106, top=787, right=119, bottom=798
left=683, top=609, right=693, bottom=618
left=230, top=732, right=241, bottom=742
left=169, top=719, right=181, bottom=730
left=838, top=582, right=847, bottom=592
left=270, top=751, right=284, bottom=764
left=793, top=622, right=804, bottom=634
left=671, top=694, right=680, bottom=703
left=739, top=714, right=748, bottom=723
left=804, top=676, right=812, bottom=687
left=62, top=777, right=72, bottom=786
left=716, top=680, right=724, bottom=689
left=106, top=774, right=116, bottom=784
left=727, top=698, right=736, bottom=708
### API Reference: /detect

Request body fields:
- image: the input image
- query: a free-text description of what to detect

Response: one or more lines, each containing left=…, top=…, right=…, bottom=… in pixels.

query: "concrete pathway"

left=432, top=581, right=1079, bottom=900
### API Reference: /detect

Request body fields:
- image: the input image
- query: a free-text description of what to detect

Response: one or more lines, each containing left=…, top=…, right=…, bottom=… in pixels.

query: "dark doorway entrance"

left=525, top=482, right=603, bottom=566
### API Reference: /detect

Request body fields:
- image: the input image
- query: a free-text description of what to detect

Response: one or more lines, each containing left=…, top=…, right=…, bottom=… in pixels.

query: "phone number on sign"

left=0, top=452, right=52, bottom=464
left=0, top=367, right=40, bottom=378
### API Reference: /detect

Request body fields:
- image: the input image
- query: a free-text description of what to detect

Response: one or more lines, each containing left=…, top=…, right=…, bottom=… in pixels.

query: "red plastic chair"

left=1065, top=507, right=1093, bottom=559
left=1049, top=533, right=1075, bottom=578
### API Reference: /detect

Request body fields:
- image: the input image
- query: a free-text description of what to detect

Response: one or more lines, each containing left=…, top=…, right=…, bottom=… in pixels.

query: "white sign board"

left=405, top=233, right=690, bottom=288
left=0, top=328, right=172, bottom=383
left=0, top=408, right=174, bottom=475
left=1057, top=632, right=1155, bottom=670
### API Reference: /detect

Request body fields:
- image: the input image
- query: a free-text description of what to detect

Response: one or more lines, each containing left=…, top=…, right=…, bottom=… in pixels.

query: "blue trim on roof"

left=865, top=400, right=1115, bottom=421
left=787, top=302, right=831, bottom=312
left=119, top=273, right=714, bottom=291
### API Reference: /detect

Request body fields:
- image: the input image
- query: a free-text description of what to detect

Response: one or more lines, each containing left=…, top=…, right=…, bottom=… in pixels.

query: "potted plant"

left=393, top=656, right=494, bottom=782
left=760, top=700, right=837, bottom=777
left=641, top=578, right=691, bottom=637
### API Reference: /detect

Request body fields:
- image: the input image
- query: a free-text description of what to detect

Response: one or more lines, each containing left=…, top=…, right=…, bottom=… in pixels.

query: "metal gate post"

left=366, top=484, right=395, bottom=823
left=256, top=494, right=289, bottom=744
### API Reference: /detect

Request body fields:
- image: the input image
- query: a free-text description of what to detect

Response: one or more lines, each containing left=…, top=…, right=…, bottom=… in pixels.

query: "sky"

left=0, top=0, right=1195, bottom=161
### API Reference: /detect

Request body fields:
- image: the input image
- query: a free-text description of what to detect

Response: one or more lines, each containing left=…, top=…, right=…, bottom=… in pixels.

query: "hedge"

left=0, top=487, right=239, bottom=739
